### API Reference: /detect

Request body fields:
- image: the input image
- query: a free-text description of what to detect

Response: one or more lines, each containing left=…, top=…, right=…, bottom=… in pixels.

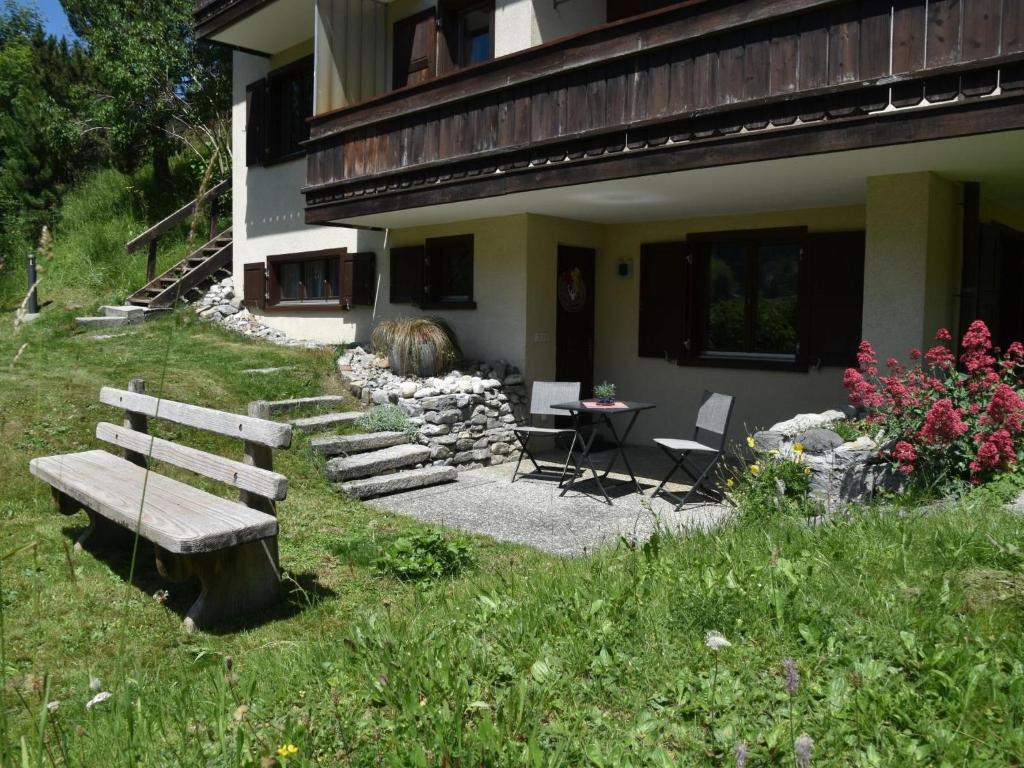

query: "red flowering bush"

left=844, top=320, right=1024, bottom=489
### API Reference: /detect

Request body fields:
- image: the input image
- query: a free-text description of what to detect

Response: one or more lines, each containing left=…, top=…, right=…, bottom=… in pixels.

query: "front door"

left=555, top=245, right=596, bottom=400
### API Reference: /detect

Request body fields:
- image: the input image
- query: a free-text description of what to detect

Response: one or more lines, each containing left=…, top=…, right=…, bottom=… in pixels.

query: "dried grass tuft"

left=370, top=317, right=461, bottom=376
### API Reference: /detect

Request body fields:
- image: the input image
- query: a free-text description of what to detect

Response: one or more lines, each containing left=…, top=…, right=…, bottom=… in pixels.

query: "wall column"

left=863, top=172, right=960, bottom=362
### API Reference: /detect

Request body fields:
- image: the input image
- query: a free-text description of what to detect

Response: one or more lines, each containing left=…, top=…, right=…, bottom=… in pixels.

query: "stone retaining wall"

left=338, top=348, right=528, bottom=470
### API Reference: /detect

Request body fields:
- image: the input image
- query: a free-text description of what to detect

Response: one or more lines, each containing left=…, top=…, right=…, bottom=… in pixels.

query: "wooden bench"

left=29, top=380, right=292, bottom=632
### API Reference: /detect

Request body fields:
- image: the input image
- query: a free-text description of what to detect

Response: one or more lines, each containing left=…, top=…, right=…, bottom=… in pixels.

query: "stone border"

left=338, top=348, right=528, bottom=470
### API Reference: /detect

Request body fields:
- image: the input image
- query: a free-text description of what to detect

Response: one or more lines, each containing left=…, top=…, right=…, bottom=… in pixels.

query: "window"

left=389, top=235, right=476, bottom=309
left=265, top=250, right=376, bottom=311
left=638, top=228, right=866, bottom=370
left=456, top=3, right=493, bottom=67
left=245, top=56, right=314, bottom=166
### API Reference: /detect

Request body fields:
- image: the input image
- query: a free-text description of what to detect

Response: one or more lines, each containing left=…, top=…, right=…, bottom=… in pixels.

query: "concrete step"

left=265, top=395, right=350, bottom=417
left=99, top=305, right=145, bottom=322
left=289, top=411, right=363, bottom=433
left=311, top=431, right=411, bottom=457
left=75, top=316, right=129, bottom=329
left=336, top=465, right=457, bottom=499
left=325, top=443, right=432, bottom=482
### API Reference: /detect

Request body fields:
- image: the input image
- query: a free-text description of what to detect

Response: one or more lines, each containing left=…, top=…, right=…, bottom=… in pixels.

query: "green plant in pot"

left=593, top=381, right=617, bottom=405
left=371, top=317, right=461, bottom=377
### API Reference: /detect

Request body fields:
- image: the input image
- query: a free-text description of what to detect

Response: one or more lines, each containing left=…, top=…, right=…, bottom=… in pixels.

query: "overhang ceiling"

left=334, top=129, right=1024, bottom=229
left=210, top=0, right=315, bottom=55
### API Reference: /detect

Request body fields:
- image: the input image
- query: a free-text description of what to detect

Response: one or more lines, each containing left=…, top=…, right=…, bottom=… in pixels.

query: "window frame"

left=265, top=249, right=346, bottom=312
left=389, top=235, right=477, bottom=310
left=454, top=1, right=495, bottom=69
left=263, top=55, right=314, bottom=166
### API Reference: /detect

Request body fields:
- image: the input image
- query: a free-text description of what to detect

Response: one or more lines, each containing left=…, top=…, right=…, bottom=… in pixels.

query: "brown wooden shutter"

left=390, top=245, right=424, bottom=303
left=352, top=252, right=377, bottom=305
left=804, top=231, right=865, bottom=368
left=245, top=79, right=268, bottom=167
left=393, top=10, right=437, bottom=90
left=638, top=242, right=689, bottom=360
left=340, top=251, right=354, bottom=309
left=242, top=263, right=266, bottom=309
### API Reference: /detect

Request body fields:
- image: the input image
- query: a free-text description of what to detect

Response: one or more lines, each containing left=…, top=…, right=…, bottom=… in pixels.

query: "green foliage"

left=375, top=531, right=475, bottom=581
left=830, top=418, right=876, bottom=443
left=60, top=0, right=231, bottom=179
left=355, top=404, right=416, bottom=435
left=733, top=444, right=815, bottom=518
left=593, top=381, right=617, bottom=400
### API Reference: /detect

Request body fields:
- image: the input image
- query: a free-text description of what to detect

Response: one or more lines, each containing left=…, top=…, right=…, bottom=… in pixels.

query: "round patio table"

left=550, top=400, right=656, bottom=505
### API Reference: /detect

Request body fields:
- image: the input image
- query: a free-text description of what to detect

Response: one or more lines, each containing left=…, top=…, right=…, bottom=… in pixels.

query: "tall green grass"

left=0, top=160, right=217, bottom=312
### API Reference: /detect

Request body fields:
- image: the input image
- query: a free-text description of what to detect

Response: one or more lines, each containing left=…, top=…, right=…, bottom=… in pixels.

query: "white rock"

left=768, top=410, right=846, bottom=436
left=400, top=381, right=418, bottom=398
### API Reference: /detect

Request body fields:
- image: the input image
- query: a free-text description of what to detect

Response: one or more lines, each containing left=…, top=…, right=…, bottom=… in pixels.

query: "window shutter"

left=393, top=10, right=437, bottom=90
left=340, top=251, right=354, bottom=309
left=352, top=252, right=377, bottom=305
left=804, top=231, right=865, bottom=367
left=638, top=242, right=689, bottom=360
left=390, top=245, right=424, bottom=303
left=245, top=79, right=268, bottom=167
left=242, top=262, right=266, bottom=309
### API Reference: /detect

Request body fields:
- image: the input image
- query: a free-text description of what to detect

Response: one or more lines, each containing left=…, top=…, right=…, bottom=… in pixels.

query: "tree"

left=0, top=2, right=98, bottom=247
left=60, top=0, right=231, bottom=182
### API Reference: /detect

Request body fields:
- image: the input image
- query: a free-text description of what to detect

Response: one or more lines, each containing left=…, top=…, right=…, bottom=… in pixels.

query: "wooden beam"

left=99, top=386, right=293, bottom=449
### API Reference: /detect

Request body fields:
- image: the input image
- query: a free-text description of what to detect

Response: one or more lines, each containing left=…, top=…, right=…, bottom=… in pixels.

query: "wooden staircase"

left=123, top=179, right=233, bottom=309
left=126, top=229, right=233, bottom=308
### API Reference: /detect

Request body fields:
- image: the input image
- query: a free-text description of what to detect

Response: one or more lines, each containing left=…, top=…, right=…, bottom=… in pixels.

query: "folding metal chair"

left=652, top=391, right=735, bottom=508
left=511, top=381, right=581, bottom=483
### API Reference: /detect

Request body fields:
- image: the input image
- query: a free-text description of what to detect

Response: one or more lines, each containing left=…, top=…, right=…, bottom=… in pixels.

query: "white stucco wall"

left=231, top=50, right=385, bottom=344
left=863, top=172, right=961, bottom=363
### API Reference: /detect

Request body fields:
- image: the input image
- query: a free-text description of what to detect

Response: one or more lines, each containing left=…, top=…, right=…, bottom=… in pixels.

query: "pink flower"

left=924, top=345, right=955, bottom=369
left=892, top=441, right=917, bottom=463
left=856, top=341, right=878, bottom=375
left=919, top=399, right=968, bottom=445
left=936, top=328, right=953, bottom=342
left=961, top=320, right=996, bottom=374
left=910, top=348, right=922, bottom=360
left=844, top=367, right=882, bottom=408
left=985, top=384, right=1024, bottom=433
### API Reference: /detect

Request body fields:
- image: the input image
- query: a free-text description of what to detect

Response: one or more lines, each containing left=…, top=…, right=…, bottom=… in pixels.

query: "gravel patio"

left=370, top=445, right=732, bottom=555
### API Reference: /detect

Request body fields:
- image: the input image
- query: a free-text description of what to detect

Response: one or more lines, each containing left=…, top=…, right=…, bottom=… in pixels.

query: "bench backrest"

left=96, top=381, right=292, bottom=508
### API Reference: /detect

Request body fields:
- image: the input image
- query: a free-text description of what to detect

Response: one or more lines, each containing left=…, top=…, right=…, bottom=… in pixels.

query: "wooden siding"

left=304, top=0, right=1024, bottom=220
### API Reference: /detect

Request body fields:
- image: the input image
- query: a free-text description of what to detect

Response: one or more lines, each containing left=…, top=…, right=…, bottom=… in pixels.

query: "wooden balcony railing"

left=304, top=0, right=1024, bottom=222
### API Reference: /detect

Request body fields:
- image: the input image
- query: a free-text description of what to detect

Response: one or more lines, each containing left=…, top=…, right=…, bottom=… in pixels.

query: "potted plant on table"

left=593, top=381, right=617, bottom=405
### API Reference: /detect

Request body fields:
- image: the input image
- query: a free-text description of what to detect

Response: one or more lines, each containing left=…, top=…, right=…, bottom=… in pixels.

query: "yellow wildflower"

left=746, top=436, right=755, bottom=449
left=793, top=442, right=804, bottom=454
left=276, top=745, right=298, bottom=757
left=726, top=478, right=735, bottom=488
left=804, top=467, right=812, bottom=476
left=750, top=464, right=761, bottom=476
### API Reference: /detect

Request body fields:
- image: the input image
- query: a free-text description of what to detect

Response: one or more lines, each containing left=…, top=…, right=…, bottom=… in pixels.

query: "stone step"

left=289, top=411, right=364, bottom=433
left=99, top=305, right=145, bottom=322
left=75, top=316, right=129, bottom=329
left=265, top=395, right=349, bottom=417
left=336, top=465, right=457, bottom=500
left=311, top=431, right=411, bottom=457
left=325, top=443, right=432, bottom=482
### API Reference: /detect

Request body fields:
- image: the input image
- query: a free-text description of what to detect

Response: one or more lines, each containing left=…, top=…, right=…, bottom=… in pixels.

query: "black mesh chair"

left=511, top=381, right=581, bottom=483
left=652, top=391, right=735, bottom=508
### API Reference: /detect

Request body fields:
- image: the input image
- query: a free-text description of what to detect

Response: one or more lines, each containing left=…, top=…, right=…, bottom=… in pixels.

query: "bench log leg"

left=52, top=489, right=133, bottom=552
left=182, top=537, right=282, bottom=633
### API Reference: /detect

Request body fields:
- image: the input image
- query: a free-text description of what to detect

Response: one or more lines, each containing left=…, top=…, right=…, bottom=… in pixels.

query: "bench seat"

left=30, top=450, right=278, bottom=554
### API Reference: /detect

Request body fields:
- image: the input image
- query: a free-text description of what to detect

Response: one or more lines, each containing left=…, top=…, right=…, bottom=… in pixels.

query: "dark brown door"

left=393, top=9, right=437, bottom=90
left=556, top=245, right=596, bottom=400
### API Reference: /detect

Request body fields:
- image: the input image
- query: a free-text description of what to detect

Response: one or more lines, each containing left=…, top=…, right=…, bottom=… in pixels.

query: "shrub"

left=733, top=441, right=814, bottom=518
left=375, top=531, right=475, bottom=581
left=843, top=320, right=1024, bottom=490
left=355, top=404, right=416, bottom=434
left=370, top=317, right=461, bottom=376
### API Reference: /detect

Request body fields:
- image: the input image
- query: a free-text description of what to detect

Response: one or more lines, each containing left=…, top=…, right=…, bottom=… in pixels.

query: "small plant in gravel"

left=844, top=320, right=1024, bottom=491
left=733, top=438, right=813, bottom=517
left=356, top=404, right=416, bottom=434
left=375, top=531, right=475, bottom=581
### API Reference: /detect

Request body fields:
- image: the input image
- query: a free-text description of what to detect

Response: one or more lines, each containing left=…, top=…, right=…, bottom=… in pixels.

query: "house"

left=194, top=0, right=1024, bottom=443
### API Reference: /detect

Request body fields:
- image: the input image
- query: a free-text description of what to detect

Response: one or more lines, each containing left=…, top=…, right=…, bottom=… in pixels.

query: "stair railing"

left=126, top=178, right=231, bottom=282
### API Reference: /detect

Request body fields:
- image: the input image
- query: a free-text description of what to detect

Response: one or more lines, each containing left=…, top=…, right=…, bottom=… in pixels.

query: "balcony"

left=304, top=0, right=1024, bottom=225
left=194, top=0, right=311, bottom=54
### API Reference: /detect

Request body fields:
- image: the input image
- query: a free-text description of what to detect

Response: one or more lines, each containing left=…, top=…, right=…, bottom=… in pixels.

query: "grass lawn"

left=2, top=307, right=1024, bottom=766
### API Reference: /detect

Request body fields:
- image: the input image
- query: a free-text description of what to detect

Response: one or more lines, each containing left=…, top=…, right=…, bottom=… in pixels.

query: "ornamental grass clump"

left=844, top=319, right=1024, bottom=490
left=370, top=317, right=461, bottom=376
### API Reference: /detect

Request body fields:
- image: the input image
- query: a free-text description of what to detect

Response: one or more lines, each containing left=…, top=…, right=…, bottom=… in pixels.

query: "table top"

left=551, top=400, right=657, bottom=414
